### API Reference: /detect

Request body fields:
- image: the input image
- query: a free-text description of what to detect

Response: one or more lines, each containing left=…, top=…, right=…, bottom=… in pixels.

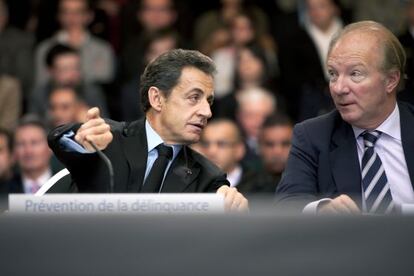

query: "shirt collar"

left=145, top=120, right=182, bottom=159
left=352, top=103, right=400, bottom=141
left=23, top=168, right=52, bottom=188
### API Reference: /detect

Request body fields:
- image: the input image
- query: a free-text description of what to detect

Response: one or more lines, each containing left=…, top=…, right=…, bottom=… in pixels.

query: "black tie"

left=142, top=144, right=173, bottom=193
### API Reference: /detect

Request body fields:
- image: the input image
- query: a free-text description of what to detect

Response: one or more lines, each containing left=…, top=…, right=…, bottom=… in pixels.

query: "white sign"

left=9, top=194, right=225, bottom=214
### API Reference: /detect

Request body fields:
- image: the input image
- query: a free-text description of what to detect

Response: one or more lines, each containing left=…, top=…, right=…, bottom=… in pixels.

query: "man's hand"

left=216, top=186, right=249, bottom=212
left=74, top=107, right=113, bottom=152
left=318, top=194, right=360, bottom=214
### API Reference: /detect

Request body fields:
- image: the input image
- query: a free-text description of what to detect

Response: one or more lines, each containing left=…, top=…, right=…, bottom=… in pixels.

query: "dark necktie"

left=361, top=131, right=394, bottom=214
left=142, top=144, right=173, bottom=193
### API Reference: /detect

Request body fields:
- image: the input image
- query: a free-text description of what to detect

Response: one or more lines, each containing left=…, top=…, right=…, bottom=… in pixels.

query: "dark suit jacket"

left=48, top=119, right=228, bottom=193
left=276, top=102, right=414, bottom=210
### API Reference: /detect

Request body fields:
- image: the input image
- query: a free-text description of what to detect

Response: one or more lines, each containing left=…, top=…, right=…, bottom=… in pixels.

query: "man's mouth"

left=188, top=123, right=205, bottom=132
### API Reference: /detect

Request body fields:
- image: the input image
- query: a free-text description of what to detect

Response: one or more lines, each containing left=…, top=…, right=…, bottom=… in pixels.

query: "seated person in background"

left=236, top=87, right=275, bottom=169
left=256, top=113, right=293, bottom=193
left=196, top=119, right=258, bottom=196
left=9, top=116, right=72, bottom=194
left=0, top=128, right=14, bottom=194
left=47, top=85, right=89, bottom=128
left=30, top=44, right=108, bottom=119
left=48, top=49, right=248, bottom=212
left=276, top=21, right=414, bottom=215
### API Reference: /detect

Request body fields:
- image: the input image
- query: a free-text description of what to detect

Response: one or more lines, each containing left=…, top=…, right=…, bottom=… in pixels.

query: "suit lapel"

left=329, top=120, right=362, bottom=203
left=161, top=147, right=200, bottom=193
left=399, top=103, right=414, bottom=189
left=121, top=120, right=148, bottom=192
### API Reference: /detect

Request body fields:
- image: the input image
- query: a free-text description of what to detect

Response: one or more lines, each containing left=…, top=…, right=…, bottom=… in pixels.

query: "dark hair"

left=59, top=0, right=93, bottom=11
left=205, top=118, right=243, bottom=143
left=0, top=127, right=13, bottom=153
left=234, top=43, right=271, bottom=89
left=140, top=49, right=216, bottom=113
left=48, top=84, right=83, bottom=100
left=262, top=113, right=293, bottom=129
left=16, top=114, right=48, bottom=134
left=45, top=44, right=79, bottom=68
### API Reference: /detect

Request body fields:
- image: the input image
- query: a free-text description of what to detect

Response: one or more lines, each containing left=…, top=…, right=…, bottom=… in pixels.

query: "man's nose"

left=199, top=99, right=212, bottom=119
left=330, top=75, right=350, bottom=95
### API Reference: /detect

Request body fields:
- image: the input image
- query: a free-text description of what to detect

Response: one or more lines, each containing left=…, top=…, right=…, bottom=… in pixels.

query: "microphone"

left=87, top=140, right=115, bottom=193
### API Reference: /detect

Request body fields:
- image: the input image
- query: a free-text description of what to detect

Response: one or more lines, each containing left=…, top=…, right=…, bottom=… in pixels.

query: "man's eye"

left=328, top=70, right=337, bottom=81
left=189, top=95, right=200, bottom=103
left=351, top=71, right=364, bottom=81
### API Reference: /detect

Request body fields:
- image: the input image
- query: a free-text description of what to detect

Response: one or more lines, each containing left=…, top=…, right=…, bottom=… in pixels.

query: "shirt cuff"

left=303, top=198, right=332, bottom=214
left=59, top=130, right=92, bottom=154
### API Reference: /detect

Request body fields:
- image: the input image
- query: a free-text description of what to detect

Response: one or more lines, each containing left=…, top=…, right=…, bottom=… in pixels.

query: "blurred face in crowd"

left=237, top=47, right=265, bottom=85
left=14, top=125, right=51, bottom=176
left=327, top=31, right=399, bottom=129
left=259, top=125, right=292, bottom=175
left=231, top=14, right=255, bottom=46
left=306, top=0, right=337, bottom=31
left=139, top=0, right=177, bottom=32
left=58, top=0, right=92, bottom=30
left=152, top=67, right=214, bottom=144
left=407, top=2, right=414, bottom=26
left=145, top=35, right=177, bottom=64
left=48, top=88, right=81, bottom=127
left=50, top=53, right=82, bottom=85
left=200, top=121, right=245, bottom=173
left=0, top=0, right=8, bottom=31
left=237, top=94, right=274, bottom=139
left=0, top=134, right=13, bottom=179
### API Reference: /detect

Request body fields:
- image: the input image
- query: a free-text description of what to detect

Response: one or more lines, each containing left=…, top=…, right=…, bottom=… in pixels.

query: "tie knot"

left=156, top=144, right=173, bottom=160
left=362, top=130, right=381, bottom=148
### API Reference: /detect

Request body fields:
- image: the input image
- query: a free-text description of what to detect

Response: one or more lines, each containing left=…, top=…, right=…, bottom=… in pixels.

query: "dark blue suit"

left=276, top=102, right=414, bottom=210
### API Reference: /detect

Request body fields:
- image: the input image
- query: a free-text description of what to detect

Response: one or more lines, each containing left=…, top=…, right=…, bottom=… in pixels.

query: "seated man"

left=48, top=49, right=248, bottom=211
left=276, top=21, right=414, bottom=215
left=197, top=119, right=258, bottom=196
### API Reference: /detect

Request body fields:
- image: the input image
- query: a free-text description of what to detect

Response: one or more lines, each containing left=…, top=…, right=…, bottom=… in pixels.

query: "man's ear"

left=385, top=69, right=400, bottom=93
left=148, top=86, right=164, bottom=112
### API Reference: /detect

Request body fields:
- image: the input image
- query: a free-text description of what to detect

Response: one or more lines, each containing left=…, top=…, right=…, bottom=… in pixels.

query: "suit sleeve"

left=276, top=123, right=321, bottom=210
left=48, top=123, right=102, bottom=191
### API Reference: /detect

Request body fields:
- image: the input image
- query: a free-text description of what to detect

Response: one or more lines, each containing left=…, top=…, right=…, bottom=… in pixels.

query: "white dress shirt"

left=23, top=169, right=52, bottom=194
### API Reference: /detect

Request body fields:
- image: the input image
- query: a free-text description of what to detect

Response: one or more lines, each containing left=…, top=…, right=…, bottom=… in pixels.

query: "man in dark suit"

left=49, top=49, right=248, bottom=211
left=196, top=119, right=259, bottom=197
left=276, top=21, right=414, bottom=214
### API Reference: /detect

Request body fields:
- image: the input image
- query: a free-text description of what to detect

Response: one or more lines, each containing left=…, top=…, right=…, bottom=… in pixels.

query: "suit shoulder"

left=296, top=110, right=341, bottom=134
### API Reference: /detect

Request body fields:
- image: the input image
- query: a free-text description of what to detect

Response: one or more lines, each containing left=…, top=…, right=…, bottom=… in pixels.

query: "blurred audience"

left=214, top=44, right=280, bottom=119
left=278, top=0, right=341, bottom=120
left=236, top=87, right=276, bottom=168
left=9, top=116, right=53, bottom=194
left=0, top=0, right=34, bottom=97
left=120, top=28, right=180, bottom=121
left=257, top=113, right=293, bottom=192
left=34, top=0, right=115, bottom=86
left=29, top=44, right=108, bottom=119
left=0, top=76, right=21, bottom=131
left=194, top=0, right=269, bottom=56
left=0, top=128, right=14, bottom=194
left=120, top=0, right=178, bottom=83
left=398, top=0, right=414, bottom=105
left=198, top=119, right=258, bottom=194
left=47, top=85, right=89, bottom=128
left=211, top=11, right=277, bottom=99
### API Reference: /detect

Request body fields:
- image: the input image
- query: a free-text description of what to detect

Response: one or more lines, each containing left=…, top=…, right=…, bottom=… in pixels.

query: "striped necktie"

left=361, top=131, right=394, bottom=214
